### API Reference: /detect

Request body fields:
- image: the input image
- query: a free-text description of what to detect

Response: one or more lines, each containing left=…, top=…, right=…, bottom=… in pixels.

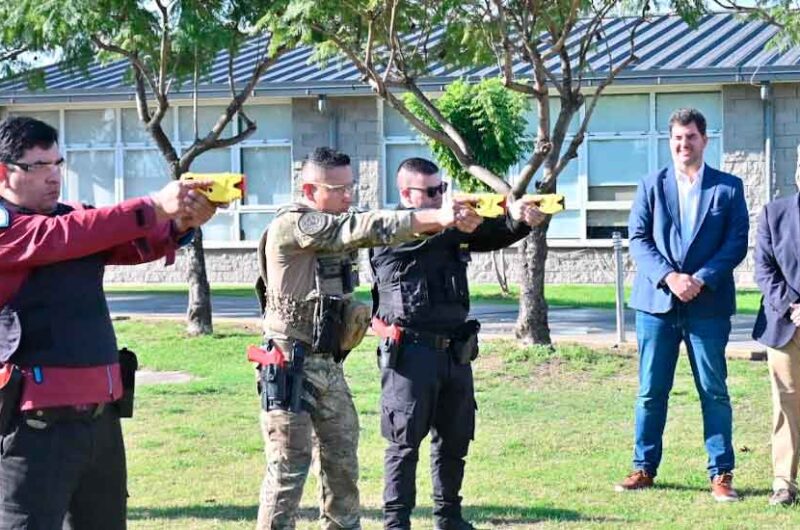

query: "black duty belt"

left=22, top=403, right=107, bottom=429
left=402, top=328, right=452, bottom=351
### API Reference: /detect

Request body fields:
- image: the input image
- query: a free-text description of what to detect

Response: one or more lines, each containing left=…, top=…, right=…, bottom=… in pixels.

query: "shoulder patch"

left=297, top=211, right=328, bottom=236
left=0, top=204, right=9, bottom=229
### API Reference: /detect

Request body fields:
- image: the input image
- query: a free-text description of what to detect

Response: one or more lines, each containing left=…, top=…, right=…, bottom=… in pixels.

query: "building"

left=0, top=13, right=795, bottom=286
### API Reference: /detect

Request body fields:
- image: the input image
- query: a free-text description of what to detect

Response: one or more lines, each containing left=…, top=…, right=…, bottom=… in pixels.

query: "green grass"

left=117, top=319, right=792, bottom=529
left=106, top=283, right=764, bottom=314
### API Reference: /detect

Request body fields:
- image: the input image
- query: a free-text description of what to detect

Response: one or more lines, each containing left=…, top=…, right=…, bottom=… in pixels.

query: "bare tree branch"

left=0, top=47, right=27, bottom=63
left=132, top=66, right=178, bottom=165
left=550, top=15, right=645, bottom=181
left=156, top=0, right=170, bottom=97
left=714, top=0, right=786, bottom=28
left=91, top=36, right=165, bottom=114
left=181, top=41, right=290, bottom=170
left=229, top=40, right=254, bottom=130
left=382, top=0, right=399, bottom=81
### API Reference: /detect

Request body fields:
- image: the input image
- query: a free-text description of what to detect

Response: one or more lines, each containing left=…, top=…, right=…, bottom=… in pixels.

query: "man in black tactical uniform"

left=371, top=158, right=546, bottom=530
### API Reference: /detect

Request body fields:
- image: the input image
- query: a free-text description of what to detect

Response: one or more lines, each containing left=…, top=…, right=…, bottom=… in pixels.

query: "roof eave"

left=1, top=66, right=799, bottom=104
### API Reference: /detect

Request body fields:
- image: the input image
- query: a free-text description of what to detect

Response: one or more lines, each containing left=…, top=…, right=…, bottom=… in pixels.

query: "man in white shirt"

left=615, top=108, right=749, bottom=502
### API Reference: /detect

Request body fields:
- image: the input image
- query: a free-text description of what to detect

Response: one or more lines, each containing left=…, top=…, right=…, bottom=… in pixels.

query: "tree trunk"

left=186, top=227, right=213, bottom=335
left=515, top=221, right=551, bottom=345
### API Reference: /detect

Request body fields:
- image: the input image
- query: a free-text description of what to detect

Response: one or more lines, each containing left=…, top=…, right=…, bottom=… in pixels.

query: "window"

left=65, top=109, right=116, bottom=206
left=382, top=105, right=434, bottom=205
left=515, top=90, right=723, bottom=241
left=10, top=102, right=293, bottom=244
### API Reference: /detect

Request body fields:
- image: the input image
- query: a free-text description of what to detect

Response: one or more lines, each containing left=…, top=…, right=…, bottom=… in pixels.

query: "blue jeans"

left=633, top=309, right=734, bottom=479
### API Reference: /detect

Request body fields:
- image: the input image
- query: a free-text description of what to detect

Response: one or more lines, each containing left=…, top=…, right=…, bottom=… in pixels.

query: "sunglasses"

left=405, top=182, right=448, bottom=198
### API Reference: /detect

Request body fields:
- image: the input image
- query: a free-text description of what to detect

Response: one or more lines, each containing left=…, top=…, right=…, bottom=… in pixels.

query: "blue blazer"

left=627, top=164, right=749, bottom=318
left=752, top=194, right=800, bottom=349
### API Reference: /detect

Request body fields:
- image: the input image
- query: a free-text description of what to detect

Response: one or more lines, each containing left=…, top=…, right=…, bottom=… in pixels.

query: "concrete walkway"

left=108, top=293, right=764, bottom=358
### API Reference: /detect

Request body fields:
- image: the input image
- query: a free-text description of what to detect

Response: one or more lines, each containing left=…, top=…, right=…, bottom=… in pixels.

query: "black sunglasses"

left=405, top=182, right=448, bottom=198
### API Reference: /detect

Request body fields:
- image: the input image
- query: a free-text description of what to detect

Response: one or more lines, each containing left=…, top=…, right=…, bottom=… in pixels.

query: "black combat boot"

left=433, top=516, right=475, bottom=530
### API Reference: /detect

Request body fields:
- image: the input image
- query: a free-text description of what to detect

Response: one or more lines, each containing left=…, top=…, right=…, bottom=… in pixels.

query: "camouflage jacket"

left=262, top=202, right=418, bottom=343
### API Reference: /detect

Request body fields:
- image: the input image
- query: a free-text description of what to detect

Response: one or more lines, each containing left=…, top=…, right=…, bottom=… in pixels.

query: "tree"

left=405, top=78, right=530, bottom=193
left=0, top=0, right=294, bottom=335
left=279, top=0, right=696, bottom=344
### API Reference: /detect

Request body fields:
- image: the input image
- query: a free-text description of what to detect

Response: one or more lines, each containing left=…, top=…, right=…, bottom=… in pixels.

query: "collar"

left=0, top=197, right=68, bottom=217
left=675, top=162, right=705, bottom=186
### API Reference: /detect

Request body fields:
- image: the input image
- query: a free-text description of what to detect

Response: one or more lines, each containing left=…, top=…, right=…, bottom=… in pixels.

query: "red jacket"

left=0, top=196, right=186, bottom=307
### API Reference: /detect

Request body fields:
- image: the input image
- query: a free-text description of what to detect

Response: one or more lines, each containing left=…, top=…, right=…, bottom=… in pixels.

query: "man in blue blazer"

left=616, top=108, right=749, bottom=502
left=752, top=191, right=800, bottom=506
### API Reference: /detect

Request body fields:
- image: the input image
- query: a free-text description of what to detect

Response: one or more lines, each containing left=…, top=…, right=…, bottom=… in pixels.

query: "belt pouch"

left=0, top=365, right=22, bottom=435
left=117, top=348, right=139, bottom=418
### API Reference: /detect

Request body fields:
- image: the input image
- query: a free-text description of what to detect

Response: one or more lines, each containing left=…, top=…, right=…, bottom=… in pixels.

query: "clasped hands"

left=665, top=272, right=705, bottom=303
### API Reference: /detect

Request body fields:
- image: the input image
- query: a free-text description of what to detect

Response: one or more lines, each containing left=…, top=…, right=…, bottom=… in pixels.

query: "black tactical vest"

left=371, top=228, right=470, bottom=334
left=9, top=206, right=118, bottom=368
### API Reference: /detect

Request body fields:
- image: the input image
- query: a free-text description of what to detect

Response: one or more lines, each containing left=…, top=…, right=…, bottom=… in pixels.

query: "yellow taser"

left=454, top=193, right=566, bottom=217
left=181, top=172, right=246, bottom=204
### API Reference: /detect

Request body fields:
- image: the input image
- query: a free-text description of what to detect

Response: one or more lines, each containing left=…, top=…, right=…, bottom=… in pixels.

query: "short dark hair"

left=0, top=116, right=59, bottom=163
left=668, top=108, right=707, bottom=136
left=397, top=157, right=438, bottom=177
left=303, top=147, right=351, bottom=169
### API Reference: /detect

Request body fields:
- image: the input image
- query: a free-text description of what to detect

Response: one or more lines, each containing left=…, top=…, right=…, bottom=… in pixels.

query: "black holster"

left=259, top=363, right=289, bottom=411
left=116, top=348, right=138, bottom=418
left=451, top=320, right=481, bottom=365
left=258, top=342, right=308, bottom=413
left=377, top=336, right=401, bottom=370
left=312, top=295, right=345, bottom=358
left=0, top=365, right=22, bottom=436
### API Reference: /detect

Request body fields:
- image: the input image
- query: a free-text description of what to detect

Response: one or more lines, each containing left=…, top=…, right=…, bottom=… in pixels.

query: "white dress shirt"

left=675, top=163, right=704, bottom=261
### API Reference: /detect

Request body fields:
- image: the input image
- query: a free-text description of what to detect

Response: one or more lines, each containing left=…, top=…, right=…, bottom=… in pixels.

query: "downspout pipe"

left=761, top=81, right=774, bottom=203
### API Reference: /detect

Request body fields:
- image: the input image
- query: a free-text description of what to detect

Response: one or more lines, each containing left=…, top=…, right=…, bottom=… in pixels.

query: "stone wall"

left=773, top=84, right=800, bottom=199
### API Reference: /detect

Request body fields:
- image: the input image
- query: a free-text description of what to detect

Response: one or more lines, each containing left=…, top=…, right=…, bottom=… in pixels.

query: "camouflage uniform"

left=257, top=203, right=419, bottom=530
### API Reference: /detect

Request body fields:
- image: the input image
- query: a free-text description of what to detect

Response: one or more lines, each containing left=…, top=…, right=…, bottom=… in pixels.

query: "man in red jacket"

left=0, top=116, right=216, bottom=529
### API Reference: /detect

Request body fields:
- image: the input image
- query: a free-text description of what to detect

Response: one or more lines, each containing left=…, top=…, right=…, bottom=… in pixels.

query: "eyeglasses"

left=5, top=157, right=65, bottom=174
left=405, top=182, right=448, bottom=198
left=312, top=181, right=357, bottom=194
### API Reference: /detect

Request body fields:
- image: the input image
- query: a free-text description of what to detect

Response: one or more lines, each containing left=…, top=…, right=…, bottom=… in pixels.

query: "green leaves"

left=405, top=78, right=530, bottom=193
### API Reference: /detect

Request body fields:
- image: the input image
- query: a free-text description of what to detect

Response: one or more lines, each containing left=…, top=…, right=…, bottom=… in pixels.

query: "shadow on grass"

left=464, top=505, right=624, bottom=525
left=656, top=482, right=772, bottom=497
left=129, top=504, right=617, bottom=525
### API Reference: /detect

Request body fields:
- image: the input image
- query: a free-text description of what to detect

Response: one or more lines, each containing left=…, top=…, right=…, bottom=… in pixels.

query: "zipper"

left=106, top=365, right=113, bottom=396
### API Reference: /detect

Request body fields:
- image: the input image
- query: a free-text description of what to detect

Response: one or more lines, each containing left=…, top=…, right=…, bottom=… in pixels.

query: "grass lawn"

left=106, top=283, right=765, bottom=314
left=118, top=319, right=792, bottom=529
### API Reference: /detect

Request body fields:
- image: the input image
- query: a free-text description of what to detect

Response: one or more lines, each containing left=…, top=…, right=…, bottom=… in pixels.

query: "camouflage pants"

left=257, top=353, right=361, bottom=530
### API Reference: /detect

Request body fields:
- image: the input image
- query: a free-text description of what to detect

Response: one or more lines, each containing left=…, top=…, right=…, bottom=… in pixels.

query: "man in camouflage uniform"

left=256, top=147, right=482, bottom=530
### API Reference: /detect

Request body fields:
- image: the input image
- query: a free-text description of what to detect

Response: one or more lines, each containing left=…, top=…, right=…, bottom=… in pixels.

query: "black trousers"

left=0, top=407, right=126, bottom=530
left=380, top=340, right=476, bottom=530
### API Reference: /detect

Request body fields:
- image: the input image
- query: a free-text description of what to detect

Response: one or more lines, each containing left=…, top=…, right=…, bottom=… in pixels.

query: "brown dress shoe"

left=615, top=469, right=654, bottom=492
left=711, top=472, right=739, bottom=502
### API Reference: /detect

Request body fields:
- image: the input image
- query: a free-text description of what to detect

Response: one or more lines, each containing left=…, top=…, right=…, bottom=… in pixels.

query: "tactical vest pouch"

left=116, top=348, right=138, bottom=418
left=451, top=320, right=481, bottom=365
left=312, top=295, right=345, bottom=357
left=340, top=299, right=371, bottom=355
left=0, top=364, right=22, bottom=436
